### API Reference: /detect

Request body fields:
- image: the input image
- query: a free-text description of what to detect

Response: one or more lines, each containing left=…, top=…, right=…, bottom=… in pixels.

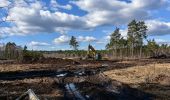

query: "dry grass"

left=0, top=77, right=55, bottom=84
left=104, top=63, right=170, bottom=85
left=0, top=64, right=52, bottom=72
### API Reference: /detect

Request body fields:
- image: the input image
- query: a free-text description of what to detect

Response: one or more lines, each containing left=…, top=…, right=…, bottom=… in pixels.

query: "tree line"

left=0, top=43, right=43, bottom=62
left=106, top=20, right=170, bottom=59
left=51, top=19, right=170, bottom=59
left=1, top=20, right=170, bottom=60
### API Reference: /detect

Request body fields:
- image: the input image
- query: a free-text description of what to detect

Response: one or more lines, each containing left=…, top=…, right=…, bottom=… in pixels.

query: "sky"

left=0, top=0, right=170, bottom=50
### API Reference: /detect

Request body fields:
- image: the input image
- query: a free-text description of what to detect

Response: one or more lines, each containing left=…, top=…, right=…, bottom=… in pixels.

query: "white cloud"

left=53, top=35, right=70, bottom=44
left=102, top=19, right=170, bottom=38
left=103, top=29, right=127, bottom=41
left=72, top=0, right=168, bottom=27
left=146, top=20, right=170, bottom=36
left=0, top=0, right=170, bottom=36
left=104, top=35, right=111, bottom=41
left=95, top=41, right=106, bottom=44
left=120, top=29, right=128, bottom=38
left=155, top=38, right=166, bottom=43
left=0, top=1, right=89, bottom=36
left=77, top=36, right=96, bottom=42
left=28, top=41, right=50, bottom=46
left=53, top=35, right=97, bottom=44
left=0, top=0, right=11, bottom=7
left=132, top=0, right=168, bottom=10
left=50, top=0, right=72, bottom=11
left=154, top=38, right=170, bottom=45
left=0, top=33, right=8, bottom=39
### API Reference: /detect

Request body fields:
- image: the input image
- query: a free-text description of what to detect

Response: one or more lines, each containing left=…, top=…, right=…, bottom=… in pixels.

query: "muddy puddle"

left=0, top=69, right=153, bottom=100
left=55, top=72, right=153, bottom=100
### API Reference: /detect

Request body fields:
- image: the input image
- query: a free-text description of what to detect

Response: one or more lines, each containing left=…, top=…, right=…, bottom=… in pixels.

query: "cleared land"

left=0, top=58, right=170, bottom=100
left=104, top=62, right=170, bottom=100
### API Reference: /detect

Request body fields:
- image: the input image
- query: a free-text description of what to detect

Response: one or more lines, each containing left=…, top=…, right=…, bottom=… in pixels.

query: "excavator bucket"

left=16, top=89, right=39, bottom=100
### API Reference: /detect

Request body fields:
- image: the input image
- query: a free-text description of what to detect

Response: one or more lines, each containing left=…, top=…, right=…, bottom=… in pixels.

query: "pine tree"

left=147, top=39, right=159, bottom=57
left=106, top=28, right=121, bottom=57
left=127, top=20, right=138, bottom=58
left=127, top=20, right=147, bottom=58
left=137, top=21, right=147, bottom=58
left=69, top=36, right=79, bottom=50
left=119, top=37, right=128, bottom=58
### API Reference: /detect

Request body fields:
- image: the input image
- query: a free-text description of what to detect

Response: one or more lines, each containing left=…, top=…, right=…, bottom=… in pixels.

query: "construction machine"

left=87, top=44, right=102, bottom=60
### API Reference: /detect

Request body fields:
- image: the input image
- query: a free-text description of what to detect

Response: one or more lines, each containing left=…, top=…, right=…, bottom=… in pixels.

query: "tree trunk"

left=131, top=43, right=134, bottom=59
left=139, top=46, right=142, bottom=59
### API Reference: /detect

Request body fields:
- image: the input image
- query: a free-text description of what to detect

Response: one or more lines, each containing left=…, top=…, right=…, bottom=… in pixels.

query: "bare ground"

left=104, top=61, right=170, bottom=100
left=0, top=77, right=63, bottom=100
left=0, top=58, right=170, bottom=100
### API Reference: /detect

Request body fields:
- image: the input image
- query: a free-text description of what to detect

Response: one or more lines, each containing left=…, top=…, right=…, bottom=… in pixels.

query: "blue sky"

left=0, top=0, right=170, bottom=50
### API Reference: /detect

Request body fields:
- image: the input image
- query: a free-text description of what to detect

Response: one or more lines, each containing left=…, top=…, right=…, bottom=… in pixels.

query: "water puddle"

left=65, top=83, right=86, bottom=100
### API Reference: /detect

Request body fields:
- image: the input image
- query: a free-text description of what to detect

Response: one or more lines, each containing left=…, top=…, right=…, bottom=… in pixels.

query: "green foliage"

left=106, top=28, right=121, bottom=50
left=119, top=37, right=128, bottom=48
left=23, top=50, right=43, bottom=62
left=105, top=20, right=157, bottom=58
left=41, top=50, right=109, bottom=57
left=69, top=36, right=79, bottom=50
left=147, top=39, right=159, bottom=55
left=127, top=20, right=147, bottom=47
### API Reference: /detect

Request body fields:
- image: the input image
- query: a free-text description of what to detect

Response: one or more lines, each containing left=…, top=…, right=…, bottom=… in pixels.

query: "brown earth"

left=1, top=58, right=170, bottom=72
left=0, top=77, right=63, bottom=100
left=0, top=58, right=170, bottom=100
left=104, top=61, right=170, bottom=100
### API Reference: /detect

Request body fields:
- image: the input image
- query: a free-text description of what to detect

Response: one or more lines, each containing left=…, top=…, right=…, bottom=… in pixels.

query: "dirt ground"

left=104, top=61, right=170, bottom=100
left=0, top=58, right=170, bottom=100
left=0, top=77, right=64, bottom=100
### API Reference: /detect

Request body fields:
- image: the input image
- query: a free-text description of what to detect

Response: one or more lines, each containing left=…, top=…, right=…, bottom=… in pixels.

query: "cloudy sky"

left=0, top=0, right=170, bottom=50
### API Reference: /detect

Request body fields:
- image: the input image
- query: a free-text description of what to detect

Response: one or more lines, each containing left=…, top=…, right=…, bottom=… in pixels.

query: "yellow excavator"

left=87, top=44, right=102, bottom=60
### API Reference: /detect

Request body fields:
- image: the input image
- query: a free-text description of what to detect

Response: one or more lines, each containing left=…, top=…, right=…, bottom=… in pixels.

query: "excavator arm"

left=87, top=44, right=96, bottom=58
left=87, top=44, right=102, bottom=60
